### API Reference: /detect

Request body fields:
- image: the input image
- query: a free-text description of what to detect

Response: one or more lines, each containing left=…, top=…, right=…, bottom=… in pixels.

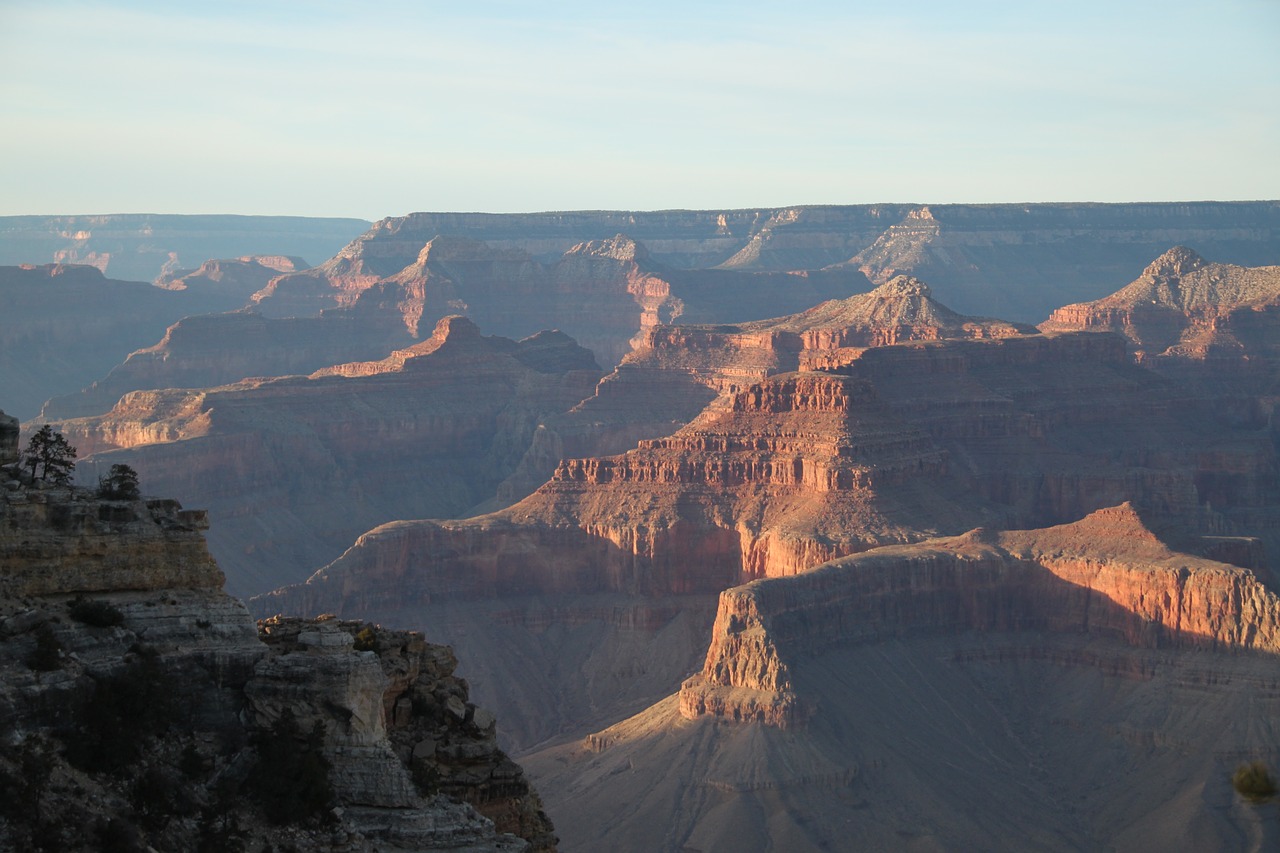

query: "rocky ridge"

left=1040, top=246, right=1280, bottom=367
left=679, top=503, right=1280, bottom=727
left=47, top=317, right=602, bottom=596
left=0, top=407, right=553, bottom=851
left=0, top=264, right=264, bottom=420
left=254, top=233, right=869, bottom=369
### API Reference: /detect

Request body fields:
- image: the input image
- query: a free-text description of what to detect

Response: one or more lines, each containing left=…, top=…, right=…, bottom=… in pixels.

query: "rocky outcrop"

left=254, top=233, right=869, bottom=369
left=679, top=504, right=1280, bottom=727
left=1040, top=246, right=1280, bottom=367
left=495, top=274, right=1033, bottom=501
left=0, top=213, right=369, bottom=283
left=49, top=317, right=601, bottom=596
left=0, top=450, right=551, bottom=851
left=253, top=617, right=556, bottom=849
left=155, top=254, right=309, bottom=298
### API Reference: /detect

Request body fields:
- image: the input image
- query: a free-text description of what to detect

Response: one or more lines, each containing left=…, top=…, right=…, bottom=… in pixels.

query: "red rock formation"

left=679, top=503, right=1280, bottom=728
left=1040, top=246, right=1280, bottom=367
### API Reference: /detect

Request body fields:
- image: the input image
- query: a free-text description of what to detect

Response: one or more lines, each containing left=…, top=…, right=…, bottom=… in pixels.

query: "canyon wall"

left=680, top=504, right=1280, bottom=727
left=0, top=264, right=266, bottom=419
left=49, top=317, right=601, bottom=596
left=0, top=445, right=552, bottom=851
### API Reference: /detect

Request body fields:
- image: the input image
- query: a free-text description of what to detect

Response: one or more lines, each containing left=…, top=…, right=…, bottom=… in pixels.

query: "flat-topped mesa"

left=0, top=486, right=222, bottom=596
left=680, top=503, right=1280, bottom=728
left=1040, top=247, right=1280, bottom=366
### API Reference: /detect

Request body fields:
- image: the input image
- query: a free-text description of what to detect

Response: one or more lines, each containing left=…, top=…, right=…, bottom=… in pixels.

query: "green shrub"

left=353, top=626, right=377, bottom=652
left=68, top=597, right=124, bottom=628
left=1232, top=761, right=1278, bottom=801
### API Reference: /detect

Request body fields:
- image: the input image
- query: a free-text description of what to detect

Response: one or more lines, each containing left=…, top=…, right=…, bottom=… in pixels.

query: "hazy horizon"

left=2, top=1, right=1277, bottom=219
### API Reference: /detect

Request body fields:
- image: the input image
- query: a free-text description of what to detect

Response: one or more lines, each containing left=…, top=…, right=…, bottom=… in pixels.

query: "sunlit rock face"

left=1041, top=246, right=1280, bottom=374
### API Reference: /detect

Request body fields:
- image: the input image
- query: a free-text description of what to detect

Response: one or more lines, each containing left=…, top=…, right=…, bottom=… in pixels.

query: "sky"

left=1, top=0, right=1277, bottom=219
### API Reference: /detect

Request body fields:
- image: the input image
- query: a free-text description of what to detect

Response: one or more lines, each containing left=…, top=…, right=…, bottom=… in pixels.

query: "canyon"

left=7, top=205, right=1280, bottom=850
left=0, top=407, right=554, bottom=851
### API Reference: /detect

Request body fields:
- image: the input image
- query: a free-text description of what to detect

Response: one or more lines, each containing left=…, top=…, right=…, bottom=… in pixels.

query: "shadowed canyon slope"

left=0, top=263, right=273, bottom=419
left=49, top=317, right=601, bottom=597
left=525, top=505, right=1280, bottom=851
left=0, top=410, right=554, bottom=851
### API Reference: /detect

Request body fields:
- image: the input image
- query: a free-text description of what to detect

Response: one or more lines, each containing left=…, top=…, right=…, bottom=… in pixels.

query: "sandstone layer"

left=1040, top=246, right=1280, bottom=369
left=526, top=505, right=1280, bottom=851
left=48, top=317, right=601, bottom=596
left=0, top=440, right=553, bottom=851
left=496, top=273, right=1034, bottom=502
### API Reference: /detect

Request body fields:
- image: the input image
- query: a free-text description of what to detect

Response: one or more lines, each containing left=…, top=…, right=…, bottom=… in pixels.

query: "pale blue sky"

left=1, top=0, right=1276, bottom=218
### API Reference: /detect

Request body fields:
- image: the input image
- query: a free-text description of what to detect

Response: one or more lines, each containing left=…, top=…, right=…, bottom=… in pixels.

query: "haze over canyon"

left=3, top=201, right=1280, bottom=851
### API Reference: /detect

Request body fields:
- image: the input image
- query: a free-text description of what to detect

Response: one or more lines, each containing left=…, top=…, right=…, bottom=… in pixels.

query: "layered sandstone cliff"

left=48, top=317, right=601, bottom=596
left=679, top=503, right=1280, bottom=727
left=496, top=273, right=1033, bottom=501
left=0, top=441, right=552, bottom=851
left=1040, top=246, right=1280, bottom=368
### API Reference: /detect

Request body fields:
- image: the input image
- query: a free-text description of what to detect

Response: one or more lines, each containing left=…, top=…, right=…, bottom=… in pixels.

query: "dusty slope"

left=527, top=637, right=1280, bottom=853
left=527, top=506, right=1280, bottom=852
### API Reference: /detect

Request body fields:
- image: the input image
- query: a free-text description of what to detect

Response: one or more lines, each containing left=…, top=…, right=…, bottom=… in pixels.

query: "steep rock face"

left=254, top=233, right=868, bottom=369
left=1040, top=246, right=1280, bottom=368
left=495, top=273, right=1031, bottom=501
left=49, top=317, right=601, bottom=596
left=0, top=264, right=260, bottom=419
left=252, top=617, right=556, bottom=849
left=0, top=463, right=551, bottom=851
left=0, top=213, right=369, bottom=283
left=680, top=504, right=1280, bottom=727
